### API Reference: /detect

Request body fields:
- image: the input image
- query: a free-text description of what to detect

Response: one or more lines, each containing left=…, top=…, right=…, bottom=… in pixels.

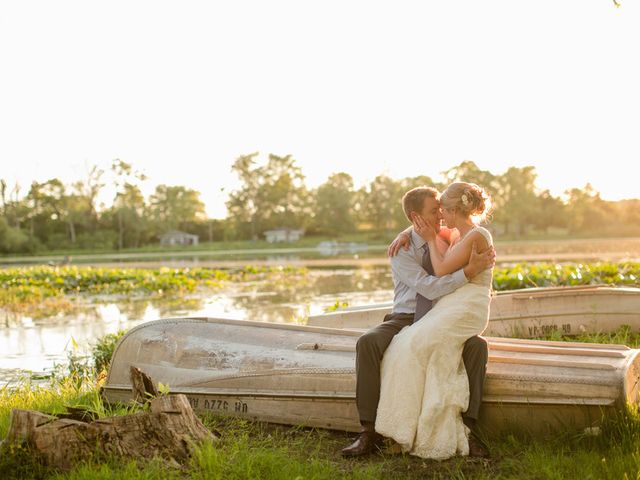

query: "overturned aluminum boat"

left=307, top=285, right=640, bottom=338
left=103, top=316, right=640, bottom=436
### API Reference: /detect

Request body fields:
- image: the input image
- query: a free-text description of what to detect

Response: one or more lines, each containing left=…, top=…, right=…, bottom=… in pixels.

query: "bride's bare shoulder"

left=467, top=226, right=493, bottom=247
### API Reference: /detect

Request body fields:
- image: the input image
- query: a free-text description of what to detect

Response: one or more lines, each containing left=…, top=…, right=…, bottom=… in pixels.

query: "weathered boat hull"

left=307, top=285, right=640, bottom=338
left=103, top=317, right=640, bottom=436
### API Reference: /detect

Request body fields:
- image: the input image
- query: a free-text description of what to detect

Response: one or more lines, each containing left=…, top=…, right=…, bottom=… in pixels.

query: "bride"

left=375, top=182, right=494, bottom=460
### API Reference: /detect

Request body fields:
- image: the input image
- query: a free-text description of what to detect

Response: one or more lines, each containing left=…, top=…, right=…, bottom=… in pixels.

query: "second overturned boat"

left=307, top=285, right=640, bottom=337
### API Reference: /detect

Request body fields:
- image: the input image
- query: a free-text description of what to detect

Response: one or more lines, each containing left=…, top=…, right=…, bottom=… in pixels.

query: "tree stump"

left=1, top=394, right=218, bottom=471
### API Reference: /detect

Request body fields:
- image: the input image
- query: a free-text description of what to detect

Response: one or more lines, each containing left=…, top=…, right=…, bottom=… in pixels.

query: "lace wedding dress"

left=375, top=226, right=493, bottom=459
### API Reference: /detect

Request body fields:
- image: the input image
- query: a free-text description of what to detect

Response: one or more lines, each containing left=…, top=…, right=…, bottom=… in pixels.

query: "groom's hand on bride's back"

left=464, top=241, right=496, bottom=279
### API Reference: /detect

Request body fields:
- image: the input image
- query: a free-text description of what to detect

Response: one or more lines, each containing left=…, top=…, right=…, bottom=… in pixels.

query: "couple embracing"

left=342, top=182, right=496, bottom=460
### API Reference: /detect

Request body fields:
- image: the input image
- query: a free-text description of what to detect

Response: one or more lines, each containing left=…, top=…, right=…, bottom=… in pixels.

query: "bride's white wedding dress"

left=375, top=226, right=493, bottom=460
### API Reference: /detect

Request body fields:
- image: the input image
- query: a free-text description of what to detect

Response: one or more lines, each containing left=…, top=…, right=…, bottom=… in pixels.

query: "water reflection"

left=0, top=267, right=393, bottom=383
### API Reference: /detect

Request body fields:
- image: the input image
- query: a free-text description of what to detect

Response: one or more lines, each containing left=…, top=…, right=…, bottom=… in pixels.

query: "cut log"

left=1, top=394, right=217, bottom=471
left=3, top=409, right=55, bottom=446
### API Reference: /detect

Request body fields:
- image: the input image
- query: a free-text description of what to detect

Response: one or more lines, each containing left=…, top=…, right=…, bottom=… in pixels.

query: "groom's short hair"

left=402, top=187, right=439, bottom=221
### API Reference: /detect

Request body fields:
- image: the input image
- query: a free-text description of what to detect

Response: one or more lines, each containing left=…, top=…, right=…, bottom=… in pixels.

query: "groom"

left=341, top=186, right=495, bottom=458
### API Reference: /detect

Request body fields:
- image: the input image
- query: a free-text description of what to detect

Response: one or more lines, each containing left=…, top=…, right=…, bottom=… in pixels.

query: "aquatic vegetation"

left=493, top=261, right=640, bottom=291
left=0, top=265, right=308, bottom=316
left=1, top=262, right=637, bottom=319
left=325, top=300, right=350, bottom=312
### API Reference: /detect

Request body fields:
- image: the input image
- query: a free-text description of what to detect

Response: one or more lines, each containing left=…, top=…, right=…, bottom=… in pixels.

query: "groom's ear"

left=409, top=212, right=418, bottom=222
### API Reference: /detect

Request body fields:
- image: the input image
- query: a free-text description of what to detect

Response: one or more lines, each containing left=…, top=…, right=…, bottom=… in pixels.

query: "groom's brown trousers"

left=355, top=312, right=488, bottom=428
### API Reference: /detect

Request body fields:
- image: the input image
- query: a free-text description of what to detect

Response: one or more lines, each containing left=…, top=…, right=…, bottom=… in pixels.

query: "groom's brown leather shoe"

left=468, top=434, right=490, bottom=458
left=341, top=431, right=383, bottom=457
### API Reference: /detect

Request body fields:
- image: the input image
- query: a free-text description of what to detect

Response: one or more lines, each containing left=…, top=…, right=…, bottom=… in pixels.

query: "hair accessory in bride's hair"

left=460, top=193, right=469, bottom=207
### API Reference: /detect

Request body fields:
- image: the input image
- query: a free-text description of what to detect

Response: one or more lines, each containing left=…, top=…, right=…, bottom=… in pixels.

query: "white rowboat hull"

left=103, top=316, right=640, bottom=436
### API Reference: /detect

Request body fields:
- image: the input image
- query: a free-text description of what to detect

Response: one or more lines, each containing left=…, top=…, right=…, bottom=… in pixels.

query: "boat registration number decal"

left=187, top=396, right=249, bottom=414
left=528, top=323, right=571, bottom=336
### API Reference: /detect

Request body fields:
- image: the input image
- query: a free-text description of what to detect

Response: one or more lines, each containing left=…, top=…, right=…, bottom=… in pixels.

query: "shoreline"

left=15, top=252, right=639, bottom=269
left=2, top=236, right=640, bottom=268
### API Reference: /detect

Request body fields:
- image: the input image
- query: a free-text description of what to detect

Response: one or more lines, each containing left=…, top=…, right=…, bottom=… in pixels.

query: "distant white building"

left=263, top=228, right=304, bottom=243
left=159, top=230, right=199, bottom=246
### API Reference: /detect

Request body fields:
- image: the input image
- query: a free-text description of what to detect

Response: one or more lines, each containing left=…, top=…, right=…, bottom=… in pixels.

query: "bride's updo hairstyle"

left=440, top=182, right=493, bottom=224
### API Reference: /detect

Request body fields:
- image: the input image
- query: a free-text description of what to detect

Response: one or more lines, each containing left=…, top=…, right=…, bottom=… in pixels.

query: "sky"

left=1, top=1, right=638, bottom=219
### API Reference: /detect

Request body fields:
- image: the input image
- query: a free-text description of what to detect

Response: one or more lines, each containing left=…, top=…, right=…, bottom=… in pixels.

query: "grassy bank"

left=0, top=233, right=389, bottom=260
left=3, top=380, right=640, bottom=479
left=3, top=328, right=640, bottom=479
left=1, top=236, right=639, bottom=269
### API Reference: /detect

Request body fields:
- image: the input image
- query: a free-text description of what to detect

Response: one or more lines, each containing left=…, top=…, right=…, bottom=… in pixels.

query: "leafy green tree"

left=226, top=153, right=310, bottom=239
left=34, top=179, right=79, bottom=245
left=360, top=175, right=402, bottom=233
left=0, top=217, right=29, bottom=253
left=441, top=161, right=498, bottom=195
left=0, top=181, right=30, bottom=230
left=25, top=169, right=105, bottom=247
left=0, top=179, right=6, bottom=217
left=105, top=183, right=148, bottom=248
left=532, top=189, right=567, bottom=233
left=564, top=184, right=612, bottom=233
left=615, top=200, right=640, bottom=236
left=493, top=166, right=539, bottom=236
left=0, top=179, right=39, bottom=252
left=64, top=194, right=85, bottom=245
left=313, top=172, right=356, bottom=235
left=255, top=154, right=310, bottom=232
left=148, top=185, right=206, bottom=236
left=351, top=185, right=367, bottom=229
left=25, top=180, right=65, bottom=247
left=110, top=159, right=147, bottom=249
left=226, top=152, right=261, bottom=239
left=71, top=164, right=105, bottom=233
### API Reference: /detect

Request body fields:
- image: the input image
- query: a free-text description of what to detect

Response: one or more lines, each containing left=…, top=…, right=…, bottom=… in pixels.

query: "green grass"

left=4, top=395, right=640, bottom=479
left=0, top=374, right=137, bottom=440
left=539, top=324, right=640, bottom=348
left=5, top=326, right=640, bottom=479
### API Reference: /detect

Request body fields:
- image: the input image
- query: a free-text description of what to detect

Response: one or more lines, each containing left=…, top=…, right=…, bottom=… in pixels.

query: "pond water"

left=0, top=266, right=394, bottom=384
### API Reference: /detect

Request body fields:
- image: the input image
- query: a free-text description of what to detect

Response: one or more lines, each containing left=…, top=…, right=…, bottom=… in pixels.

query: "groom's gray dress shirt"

left=390, top=230, right=468, bottom=315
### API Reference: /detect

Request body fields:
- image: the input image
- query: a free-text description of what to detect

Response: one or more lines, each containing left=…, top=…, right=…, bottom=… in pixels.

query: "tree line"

left=1, top=155, right=638, bottom=254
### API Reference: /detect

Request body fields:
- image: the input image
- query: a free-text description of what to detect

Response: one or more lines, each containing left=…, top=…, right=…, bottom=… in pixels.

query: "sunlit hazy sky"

left=1, top=1, right=638, bottom=218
